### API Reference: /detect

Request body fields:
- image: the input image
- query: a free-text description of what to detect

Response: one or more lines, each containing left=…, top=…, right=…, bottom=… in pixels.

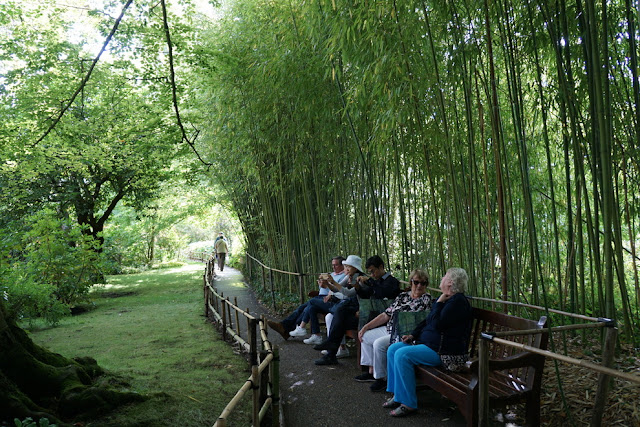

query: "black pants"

left=326, top=300, right=359, bottom=347
left=217, top=252, right=226, bottom=271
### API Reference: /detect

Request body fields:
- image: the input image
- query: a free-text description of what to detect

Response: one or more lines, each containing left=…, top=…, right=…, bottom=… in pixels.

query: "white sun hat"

left=342, top=255, right=364, bottom=273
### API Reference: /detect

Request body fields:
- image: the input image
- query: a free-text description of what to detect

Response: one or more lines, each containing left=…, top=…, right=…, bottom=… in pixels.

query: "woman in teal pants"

left=384, top=267, right=473, bottom=417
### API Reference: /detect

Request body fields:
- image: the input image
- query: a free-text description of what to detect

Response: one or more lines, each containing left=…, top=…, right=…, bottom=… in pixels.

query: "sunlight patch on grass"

left=27, top=262, right=252, bottom=426
left=94, top=283, right=142, bottom=291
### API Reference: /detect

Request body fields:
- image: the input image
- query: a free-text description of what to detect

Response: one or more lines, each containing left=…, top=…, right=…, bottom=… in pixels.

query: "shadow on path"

left=212, top=266, right=466, bottom=427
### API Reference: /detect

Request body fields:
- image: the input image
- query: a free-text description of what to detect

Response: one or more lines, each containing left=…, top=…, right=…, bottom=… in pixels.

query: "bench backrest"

left=469, top=307, right=549, bottom=390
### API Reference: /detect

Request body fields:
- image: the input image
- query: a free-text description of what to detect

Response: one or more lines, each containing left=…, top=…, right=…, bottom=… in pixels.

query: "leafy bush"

left=1, top=268, right=68, bottom=326
left=21, top=210, right=104, bottom=304
left=2, top=210, right=104, bottom=324
left=14, top=417, right=57, bottom=427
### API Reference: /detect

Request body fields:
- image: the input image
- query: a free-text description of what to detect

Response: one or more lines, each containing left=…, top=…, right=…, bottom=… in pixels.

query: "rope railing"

left=202, top=258, right=280, bottom=427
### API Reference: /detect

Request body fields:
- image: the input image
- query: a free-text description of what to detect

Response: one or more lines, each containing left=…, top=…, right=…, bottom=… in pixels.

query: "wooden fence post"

left=252, top=364, right=260, bottom=427
left=203, top=273, right=208, bottom=318
left=478, top=333, right=490, bottom=426
left=591, top=323, right=618, bottom=427
left=248, top=316, right=257, bottom=366
left=259, top=350, right=269, bottom=416
left=234, top=297, right=240, bottom=336
left=261, top=265, right=266, bottom=291
left=221, top=297, right=227, bottom=341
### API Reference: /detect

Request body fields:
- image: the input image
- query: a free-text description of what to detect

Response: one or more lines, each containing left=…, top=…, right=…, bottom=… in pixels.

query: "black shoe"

left=369, top=378, right=387, bottom=392
left=354, top=372, right=375, bottom=382
left=315, top=354, right=339, bottom=365
left=313, top=340, right=338, bottom=352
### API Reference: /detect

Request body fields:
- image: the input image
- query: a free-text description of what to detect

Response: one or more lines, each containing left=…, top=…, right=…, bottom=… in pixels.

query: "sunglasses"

left=411, top=279, right=426, bottom=286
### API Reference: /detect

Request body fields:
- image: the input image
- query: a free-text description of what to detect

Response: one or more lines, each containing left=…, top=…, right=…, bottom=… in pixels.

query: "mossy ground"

left=25, top=262, right=251, bottom=426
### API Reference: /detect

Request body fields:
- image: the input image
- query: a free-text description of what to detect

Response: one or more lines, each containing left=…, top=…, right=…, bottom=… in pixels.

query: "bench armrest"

left=466, top=351, right=544, bottom=372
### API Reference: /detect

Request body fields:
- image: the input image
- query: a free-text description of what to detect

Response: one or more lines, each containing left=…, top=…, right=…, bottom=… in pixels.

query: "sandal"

left=389, top=405, right=418, bottom=417
left=382, top=396, right=400, bottom=409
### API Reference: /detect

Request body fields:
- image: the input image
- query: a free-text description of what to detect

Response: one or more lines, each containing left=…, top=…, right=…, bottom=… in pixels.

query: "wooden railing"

left=187, top=250, right=213, bottom=263
left=202, top=258, right=280, bottom=427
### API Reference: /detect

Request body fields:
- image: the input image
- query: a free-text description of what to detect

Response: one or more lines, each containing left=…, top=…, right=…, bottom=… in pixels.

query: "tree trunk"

left=0, top=301, right=144, bottom=425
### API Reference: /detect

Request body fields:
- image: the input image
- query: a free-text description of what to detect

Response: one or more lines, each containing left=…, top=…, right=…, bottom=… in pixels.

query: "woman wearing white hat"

left=304, top=255, right=364, bottom=348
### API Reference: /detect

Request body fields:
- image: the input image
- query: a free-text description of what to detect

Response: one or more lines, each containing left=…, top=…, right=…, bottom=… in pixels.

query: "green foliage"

left=13, top=417, right=57, bottom=427
left=2, top=209, right=104, bottom=324
left=187, top=0, right=640, bottom=342
left=26, top=263, right=252, bottom=426
left=22, top=210, right=103, bottom=304
left=1, top=269, right=67, bottom=326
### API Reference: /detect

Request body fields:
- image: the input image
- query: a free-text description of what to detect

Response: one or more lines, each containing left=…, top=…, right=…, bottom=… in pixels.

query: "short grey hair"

left=447, top=267, right=468, bottom=294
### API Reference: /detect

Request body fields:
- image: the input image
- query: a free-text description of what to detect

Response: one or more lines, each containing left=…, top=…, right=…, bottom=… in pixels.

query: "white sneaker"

left=321, top=350, right=329, bottom=355
left=336, top=346, right=350, bottom=358
left=303, top=334, right=323, bottom=345
left=289, top=325, right=307, bottom=337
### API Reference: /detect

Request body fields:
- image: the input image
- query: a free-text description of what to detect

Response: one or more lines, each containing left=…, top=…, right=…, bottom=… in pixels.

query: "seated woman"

left=384, top=267, right=472, bottom=417
left=356, top=269, right=432, bottom=392
left=304, top=255, right=364, bottom=347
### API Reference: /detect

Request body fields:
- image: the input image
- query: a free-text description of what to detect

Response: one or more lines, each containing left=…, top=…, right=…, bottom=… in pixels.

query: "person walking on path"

left=214, top=232, right=229, bottom=271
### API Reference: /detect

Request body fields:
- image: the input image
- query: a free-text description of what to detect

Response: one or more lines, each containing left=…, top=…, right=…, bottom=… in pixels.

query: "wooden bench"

left=415, top=307, right=548, bottom=426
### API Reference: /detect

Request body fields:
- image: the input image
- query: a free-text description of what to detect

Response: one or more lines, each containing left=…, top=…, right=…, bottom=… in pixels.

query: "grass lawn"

left=25, top=262, right=251, bottom=426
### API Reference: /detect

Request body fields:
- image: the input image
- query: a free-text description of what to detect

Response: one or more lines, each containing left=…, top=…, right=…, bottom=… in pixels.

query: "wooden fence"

left=202, top=258, right=280, bottom=427
left=242, top=253, right=640, bottom=426
left=187, top=250, right=213, bottom=263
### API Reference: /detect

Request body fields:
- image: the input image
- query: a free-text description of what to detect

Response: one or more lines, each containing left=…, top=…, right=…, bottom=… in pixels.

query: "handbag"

left=439, top=353, right=469, bottom=372
left=357, top=297, right=393, bottom=330
left=389, top=310, right=428, bottom=344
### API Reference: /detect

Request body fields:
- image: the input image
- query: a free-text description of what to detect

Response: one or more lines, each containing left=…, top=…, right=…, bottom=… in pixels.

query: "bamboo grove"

left=191, top=0, right=640, bottom=342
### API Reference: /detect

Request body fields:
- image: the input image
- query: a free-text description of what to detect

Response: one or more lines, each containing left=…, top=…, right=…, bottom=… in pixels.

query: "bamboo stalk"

left=591, top=326, right=618, bottom=426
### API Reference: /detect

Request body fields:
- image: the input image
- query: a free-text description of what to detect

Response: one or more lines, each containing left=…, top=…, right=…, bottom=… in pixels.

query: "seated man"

left=267, top=256, right=346, bottom=340
left=314, top=255, right=401, bottom=365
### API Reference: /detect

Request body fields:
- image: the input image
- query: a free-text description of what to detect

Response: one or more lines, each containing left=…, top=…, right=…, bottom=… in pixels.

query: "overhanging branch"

left=160, top=0, right=212, bottom=168
left=32, top=0, right=134, bottom=147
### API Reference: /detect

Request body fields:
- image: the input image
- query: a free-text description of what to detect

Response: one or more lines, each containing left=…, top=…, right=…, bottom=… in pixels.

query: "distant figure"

left=214, top=233, right=228, bottom=271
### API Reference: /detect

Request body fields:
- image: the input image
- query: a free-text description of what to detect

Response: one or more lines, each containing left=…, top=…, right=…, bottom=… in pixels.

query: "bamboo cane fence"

left=203, top=258, right=280, bottom=427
